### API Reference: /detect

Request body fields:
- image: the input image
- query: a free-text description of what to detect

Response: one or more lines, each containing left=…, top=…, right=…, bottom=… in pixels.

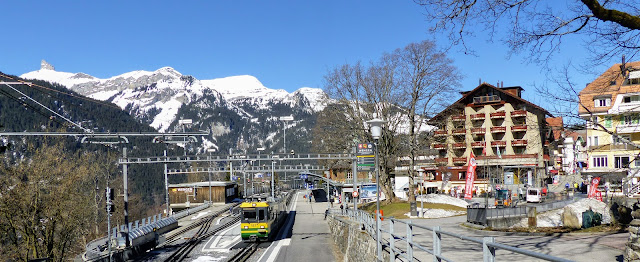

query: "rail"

left=333, top=209, right=572, bottom=262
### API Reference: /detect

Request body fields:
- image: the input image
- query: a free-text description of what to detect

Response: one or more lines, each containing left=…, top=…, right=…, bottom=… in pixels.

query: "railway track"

left=227, top=242, right=259, bottom=262
left=164, top=216, right=240, bottom=262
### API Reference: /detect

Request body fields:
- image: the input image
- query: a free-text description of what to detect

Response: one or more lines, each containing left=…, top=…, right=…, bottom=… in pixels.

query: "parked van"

left=526, top=188, right=543, bottom=203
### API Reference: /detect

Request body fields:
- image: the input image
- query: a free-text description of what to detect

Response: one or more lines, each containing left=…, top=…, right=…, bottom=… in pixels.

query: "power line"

left=1, top=82, right=91, bottom=132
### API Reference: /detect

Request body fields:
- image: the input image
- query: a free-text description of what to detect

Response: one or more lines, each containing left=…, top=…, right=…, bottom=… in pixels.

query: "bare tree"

left=391, top=40, right=461, bottom=216
left=322, top=40, right=461, bottom=206
left=323, top=60, right=403, bottom=202
left=416, top=0, right=640, bottom=64
left=0, top=144, right=101, bottom=261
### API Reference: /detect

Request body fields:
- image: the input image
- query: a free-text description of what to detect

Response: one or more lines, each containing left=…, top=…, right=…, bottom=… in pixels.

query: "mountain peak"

left=40, top=60, right=55, bottom=71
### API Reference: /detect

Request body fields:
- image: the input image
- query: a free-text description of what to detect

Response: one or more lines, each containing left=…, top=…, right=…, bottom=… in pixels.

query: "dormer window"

left=594, top=97, right=611, bottom=107
left=624, top=95, right=640, bottom=103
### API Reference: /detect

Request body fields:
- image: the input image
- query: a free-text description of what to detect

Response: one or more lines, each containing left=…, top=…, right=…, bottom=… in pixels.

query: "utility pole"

left=122, top=147, right=130, bottom=248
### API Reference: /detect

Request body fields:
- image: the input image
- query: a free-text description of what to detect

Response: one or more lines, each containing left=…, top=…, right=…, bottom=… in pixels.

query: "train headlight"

left=244, top=226, right=248, bottom=229
left=260, top=225, right=265, bottom=229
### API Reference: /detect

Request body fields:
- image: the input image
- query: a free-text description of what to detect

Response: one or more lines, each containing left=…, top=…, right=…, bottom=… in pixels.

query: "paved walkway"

left=273, top=191, right=336, bottom=262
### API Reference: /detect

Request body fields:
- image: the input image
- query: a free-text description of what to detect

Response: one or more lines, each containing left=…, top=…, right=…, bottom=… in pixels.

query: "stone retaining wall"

left=327, top=214, right=388, bottom=262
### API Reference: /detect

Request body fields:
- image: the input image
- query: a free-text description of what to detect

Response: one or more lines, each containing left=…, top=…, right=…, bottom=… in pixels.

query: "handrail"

left=332, top=208, right=573, bottom=262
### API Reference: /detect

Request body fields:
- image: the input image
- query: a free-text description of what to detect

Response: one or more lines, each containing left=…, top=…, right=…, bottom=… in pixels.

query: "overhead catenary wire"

left=1, top=83, right=91, bottom=133
left=0, top=87, right=68, bottom=127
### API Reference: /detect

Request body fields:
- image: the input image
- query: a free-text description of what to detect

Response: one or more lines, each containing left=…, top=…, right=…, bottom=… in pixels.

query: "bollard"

left=433, top=226, right=441, bottom=262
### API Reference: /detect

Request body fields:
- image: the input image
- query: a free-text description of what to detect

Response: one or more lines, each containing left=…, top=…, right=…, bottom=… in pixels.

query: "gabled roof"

left=430, top=83, right=552, bottom=123
left=578, top=61, right=640, bottom=115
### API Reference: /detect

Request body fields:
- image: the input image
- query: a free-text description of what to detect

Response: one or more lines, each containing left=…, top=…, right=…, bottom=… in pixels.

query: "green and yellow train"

left=239, top=197, right=287, bottom=242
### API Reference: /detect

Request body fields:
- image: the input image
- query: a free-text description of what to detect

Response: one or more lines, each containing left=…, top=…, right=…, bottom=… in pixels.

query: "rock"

left=562, top=206, right=581, bottom=229
left=40, top=59, right=54, bottom=70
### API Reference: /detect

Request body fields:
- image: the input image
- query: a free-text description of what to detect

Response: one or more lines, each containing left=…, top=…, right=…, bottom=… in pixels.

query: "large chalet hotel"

left=426, top=83, right=555, bottom=193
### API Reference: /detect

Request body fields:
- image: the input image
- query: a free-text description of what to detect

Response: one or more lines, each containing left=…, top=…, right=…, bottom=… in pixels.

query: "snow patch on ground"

left=400, top=194, right=469, bottom=218
left=511, top=198, right=612, bottom=228
left=417, top=194, right=470, bottom=208
left=192, top=256, right=225, bottom=262
left=191, top=211, right=210, bottom=220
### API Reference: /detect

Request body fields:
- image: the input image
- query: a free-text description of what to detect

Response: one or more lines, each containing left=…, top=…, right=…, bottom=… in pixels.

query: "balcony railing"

left=433, top=143, right=446, bottom=149
left=473, top=95, right=501, bottom=104
left=491, top=141, right=507, bottom=147
left=471, top=127, right=485, bottom=134
left=471, top=141, right=486, bottom=148
left=452, top=128, right=466, bottom=135
left=490, top=126, right=506, bottom=133
left=453, top=157, right=467, bottom=164
left=490, top=111, right=506, bottom=118
left=452, top=115, right=466, bottom=121
left=511, top=110, right=527, bottom=117
left=512, top=139, right=528, bottom=146
left=471, top=113, right=485, bottom=120
left=434, top=130, right=447, bottom=136
left=511, top=125, right=527, bottom=132
left=453, top=143, right=466, bottom=149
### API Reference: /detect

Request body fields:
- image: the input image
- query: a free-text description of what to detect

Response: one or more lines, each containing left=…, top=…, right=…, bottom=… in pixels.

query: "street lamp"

left=366, top=117, right=386, bottom=262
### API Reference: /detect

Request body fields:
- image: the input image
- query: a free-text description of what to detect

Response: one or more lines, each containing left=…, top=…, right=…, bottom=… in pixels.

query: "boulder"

left=562, top=206, right=581, bottom=229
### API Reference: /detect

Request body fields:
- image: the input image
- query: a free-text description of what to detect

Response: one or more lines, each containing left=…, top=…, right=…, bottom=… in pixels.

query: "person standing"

left=340, top=204, right=344, bottom=214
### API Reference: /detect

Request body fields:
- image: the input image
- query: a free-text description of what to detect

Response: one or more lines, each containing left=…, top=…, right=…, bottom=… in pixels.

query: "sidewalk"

left=274, top=191, right=336, bottom=262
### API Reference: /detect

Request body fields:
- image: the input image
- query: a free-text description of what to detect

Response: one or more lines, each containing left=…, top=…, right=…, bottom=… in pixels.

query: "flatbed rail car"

left=240, top=197, right=287, bottom=242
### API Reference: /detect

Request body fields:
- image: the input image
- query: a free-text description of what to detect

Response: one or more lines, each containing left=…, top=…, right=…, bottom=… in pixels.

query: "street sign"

left=357, top=143, right=375, bottom=171
left=352, top=191, right=359, bottom=197
left=300, top=174, right=308, bottom=179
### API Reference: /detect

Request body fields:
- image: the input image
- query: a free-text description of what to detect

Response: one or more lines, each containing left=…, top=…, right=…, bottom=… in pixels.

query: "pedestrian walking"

left=324, top=208, right=329, bottom=220
left=340, top=204, right=344, bottom=215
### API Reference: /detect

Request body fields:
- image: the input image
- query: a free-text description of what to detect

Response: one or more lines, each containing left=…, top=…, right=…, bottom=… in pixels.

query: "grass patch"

left=358, top=201, right=465, bottom=219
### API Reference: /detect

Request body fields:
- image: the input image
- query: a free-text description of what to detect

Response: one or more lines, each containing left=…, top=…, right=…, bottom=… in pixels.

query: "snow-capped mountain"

left=20, top=60, right=328, bottom=153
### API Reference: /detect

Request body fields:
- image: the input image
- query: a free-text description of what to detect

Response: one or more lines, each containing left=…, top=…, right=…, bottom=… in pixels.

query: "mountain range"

left=19, top=60, right=329, bottom=154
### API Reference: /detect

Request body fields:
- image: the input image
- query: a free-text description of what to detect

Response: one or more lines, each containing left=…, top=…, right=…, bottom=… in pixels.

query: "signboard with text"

left=357, top=143, right=375, bottom=171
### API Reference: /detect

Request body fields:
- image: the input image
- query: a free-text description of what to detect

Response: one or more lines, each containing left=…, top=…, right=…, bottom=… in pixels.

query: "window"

left=624, top=95, right=640, bottom=103
left=622, top=115, right=633, bottom=125
left=614, top=134, right=631, bottom=145
left=615, top=156, right=630, bottom=169
left=605, top=116, right=612, bottom=128
left=626, top=78, right=640, bottom=85
left=458, top=171, right=466, bottom=180
left=635, top=158, right=640, bottom=168
left=593, top=156, right=608, bottom=168
left=592, top=136, right=599, bottom=146
left=595, top=98, right=611, bottom=107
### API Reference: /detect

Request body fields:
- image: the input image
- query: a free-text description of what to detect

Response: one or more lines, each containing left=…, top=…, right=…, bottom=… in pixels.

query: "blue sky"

left=0, top=1, right=614, bottom=110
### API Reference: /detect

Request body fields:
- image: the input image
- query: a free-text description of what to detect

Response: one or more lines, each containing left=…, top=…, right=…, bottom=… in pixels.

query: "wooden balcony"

left=473, top=95, right=501, bottom=104
left=490, top=126, right=506, bottom=133
left=452, top=157, right=467, bottom=164
left=432, top=143, right=446, bottom=150
left=452, top=115, right=466, bottom=121
left=490, top=111, right=506, bottom=119
left=453, top=143, right=466, bottom=149
left=512, top=125, right=527, bottom=132
left=471, top=141, right=486, bottom=148
left=435, top=158, right=448, bottom=164
left=511, top=110, right=527, bottom=117
left=434, top=130, right=447, bottom=136
left=471, top=113, right=485, bottom=120
left=512, top=139, right=528, bottom=147
left=452, top=128, right=466, bottom=135
left=471, top=127, right=485, bottom=135
left=491, top=141, right=507, bottom=147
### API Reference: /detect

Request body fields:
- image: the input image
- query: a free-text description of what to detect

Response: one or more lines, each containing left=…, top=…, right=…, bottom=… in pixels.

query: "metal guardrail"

left=333, top=209, right=572, bottom=262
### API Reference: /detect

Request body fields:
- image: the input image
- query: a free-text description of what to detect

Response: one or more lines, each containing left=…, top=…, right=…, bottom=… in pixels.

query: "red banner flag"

left=588, top=177, right=601, bottom=199
left=464, top=151, right=477, bottom=200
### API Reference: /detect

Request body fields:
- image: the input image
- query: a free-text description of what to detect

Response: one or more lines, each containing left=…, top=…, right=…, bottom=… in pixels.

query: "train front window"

left=242, top=208, right=257, bottom=222
left=259, top=209, right=265, bottom=221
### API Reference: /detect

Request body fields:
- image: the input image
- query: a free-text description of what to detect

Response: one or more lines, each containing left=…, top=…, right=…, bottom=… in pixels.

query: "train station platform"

left=270, top=190, right=336, bottom=262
